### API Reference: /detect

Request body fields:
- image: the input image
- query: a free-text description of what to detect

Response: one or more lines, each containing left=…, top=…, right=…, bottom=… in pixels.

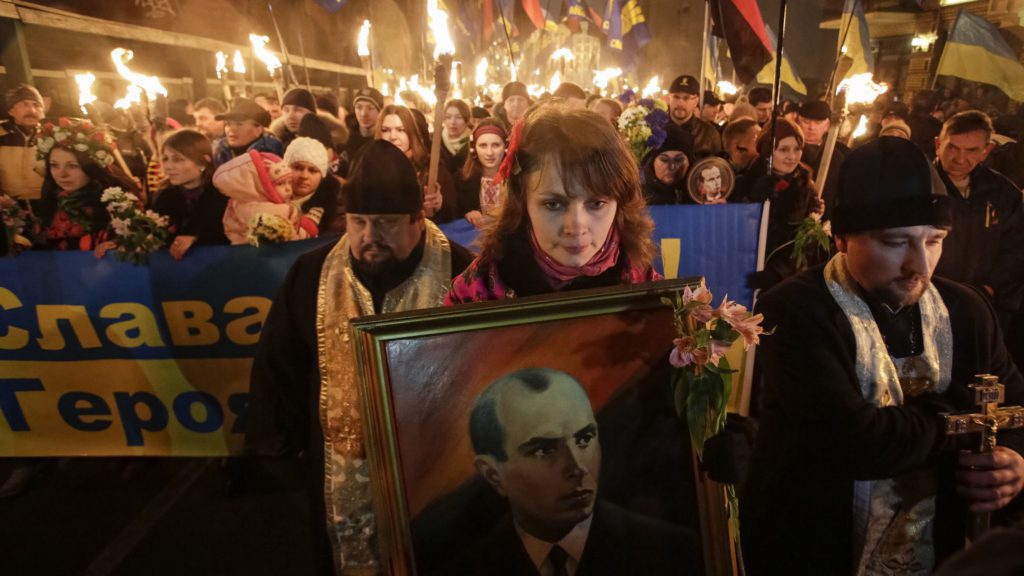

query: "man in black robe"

left=245, top=140, right=473, bottom=575
left=742, top=137, right=1024, bottom=575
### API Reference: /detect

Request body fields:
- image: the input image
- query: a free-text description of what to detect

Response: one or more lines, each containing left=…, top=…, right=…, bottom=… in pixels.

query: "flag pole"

left=825, top=0, right=860, bottom=105
left=930, top=10, right=958, bottom=91
left=698, top=0, right=711, bottom=110
left=767, top=0, right=789, bottom=176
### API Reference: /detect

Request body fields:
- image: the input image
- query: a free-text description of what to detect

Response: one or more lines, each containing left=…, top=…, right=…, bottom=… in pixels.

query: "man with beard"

left=245, top=140, right=474, bottom=575
left=446, top=368, right=696, bottom=575
left=742, top=136, right=1024, bottom=576
left=667, top=75, right=721, bottom=157
left=0, top=84, right=45, bottom=204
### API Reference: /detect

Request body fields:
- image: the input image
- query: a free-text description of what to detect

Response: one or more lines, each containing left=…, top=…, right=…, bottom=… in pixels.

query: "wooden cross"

left=943, top=374, right=1024, bottom=542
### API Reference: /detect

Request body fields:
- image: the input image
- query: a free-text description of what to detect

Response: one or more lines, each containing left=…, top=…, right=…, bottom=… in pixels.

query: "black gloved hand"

left=701, top=413, right=758, bottom=485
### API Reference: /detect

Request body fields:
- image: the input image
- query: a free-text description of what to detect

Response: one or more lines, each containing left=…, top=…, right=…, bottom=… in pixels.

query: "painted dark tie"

left=548, top=545, right=569, bottom=576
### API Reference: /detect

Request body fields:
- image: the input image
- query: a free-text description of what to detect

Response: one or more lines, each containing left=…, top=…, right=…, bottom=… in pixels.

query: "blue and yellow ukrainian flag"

left=936, top=10, right=1024, bottom=101
left=603, top=0, right=650, bottom=70
left=757, top=26, right=807, bottom=95
left=838, top=0, right=873, bottom=80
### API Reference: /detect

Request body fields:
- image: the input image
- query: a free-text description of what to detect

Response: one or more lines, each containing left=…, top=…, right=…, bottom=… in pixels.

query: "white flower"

left=822, top=220, right=833, bottom=237
left=54, top=131, right=68, bottom=142
left=37, top=138, right=54, bottom=153
left=110, top=217, right=131, bottom=236
left=101, top=187, right=124, bottom=202
left=76, top=133, right=87, bottom=141
left=95, top=150, right=108, bottom=159
left=73, top=143, right=89, bottom=152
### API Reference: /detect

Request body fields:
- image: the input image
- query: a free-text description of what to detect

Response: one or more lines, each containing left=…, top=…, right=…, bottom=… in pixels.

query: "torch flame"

left=837, top=73, right=888, bottom=107
left=232, top=50, right=247, bottom=74
left=852, top=114, right=869, bottom=139
left=249, top=34, right=282, bottom=76
left=592, top=68, right=622, bottom=91
left=427, top=0, right=455, bottom=59
left=114, top=84, right=143, bottom=110
left=717, top=81, right=738, bottom=96
left=641, top=76, right=661, bottom=99
left=550, top=48, right=574, bottom=62
left=111, top=48, right=168, bottom=100
left=75, top=73, right=97, bottom=116
left=357, top=20, right=371, bottom=58
left=476, top=57, right=488, bottom=87
left=215, top=52, right=228, bottom=79
left=548, top=71, right=561, bottom=95
left=527, top=84, right=545, bottom=99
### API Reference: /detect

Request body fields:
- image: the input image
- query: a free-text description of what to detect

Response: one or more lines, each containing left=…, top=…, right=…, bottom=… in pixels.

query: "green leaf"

left=660, top=297, right=675, bottom=309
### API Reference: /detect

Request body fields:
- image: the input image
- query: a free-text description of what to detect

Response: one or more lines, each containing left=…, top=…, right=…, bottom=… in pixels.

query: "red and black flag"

left=712, top=0, right=773, bottom=85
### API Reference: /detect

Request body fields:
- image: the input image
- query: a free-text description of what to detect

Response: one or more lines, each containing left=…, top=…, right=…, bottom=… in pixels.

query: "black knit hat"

left=798, top=100, right=831, bottom=121
left=5, top=84, right=43, bottom=110
left=703, top=90, right=722, bottom=106
left=654, top=122, right=695, bottom=163
left=553, top=82, right=587, bottom=100
left=352, top=87, right=384, bottom=110
left=832, top=136, right=951, bottom=235
left=299, top=113, right=334, bottom=152
left=282, top=88, right=317, bottom=112
left=502, top=81, right=530, bottom=101
left=343, top=140, right=423, bottom=214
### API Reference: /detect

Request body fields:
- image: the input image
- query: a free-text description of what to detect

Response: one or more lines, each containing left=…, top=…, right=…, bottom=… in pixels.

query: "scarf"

left=824, top=254, right=953, bottom=576
left=442, top=128, right=469, bottom=157
left=529, top=226, right=621, bottom=290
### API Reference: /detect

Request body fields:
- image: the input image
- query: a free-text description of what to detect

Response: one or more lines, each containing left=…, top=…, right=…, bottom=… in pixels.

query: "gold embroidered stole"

left=823, top=254, right=953, bottom=576
left=316, top=220, right=452, bottom=575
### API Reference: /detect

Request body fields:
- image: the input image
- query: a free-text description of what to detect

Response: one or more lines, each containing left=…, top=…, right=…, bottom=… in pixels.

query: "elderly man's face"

left=936, top=129, right=993, bottom=181
left=9, top=99, right=44, bottom=128
left=481, top=375, right=600, bottom=542
left=836, top=225, right=948, bottom=307
left=798, top=115, right=830, bottom=146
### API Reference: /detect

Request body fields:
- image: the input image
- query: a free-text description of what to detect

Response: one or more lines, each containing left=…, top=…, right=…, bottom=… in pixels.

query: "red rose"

left=81, top=121, right=93, bottom=130
left=43, top=123, right=54, bottom=132
left=91, top=132, right=106, bottom=142
left=78, top=235, right=92, bottom=251
left=58, top=118, right=71, bottom=128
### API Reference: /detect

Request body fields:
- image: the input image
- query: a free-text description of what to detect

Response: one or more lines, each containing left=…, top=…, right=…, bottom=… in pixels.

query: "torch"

left=592, top=67, right=622, bottom=95
left=550, top=47, right=574, bottom=82
left=111, top=48, right=168, bottom=156
left=249, top=34, right=284, bottom=102
left=75, top=72, right=135, bottom=178
left=425, top=0, right=455, bottom=210
left=215, top=51, right=232, bottom=104
left=641, top=76, right=662, bottom=99
left=814, top=73, right=888, bottom=195
left=232, top=50, right=247, bottom=99
left=475, top=57, right=489, bottom=103
left=357, top=20, right=374, bottom=88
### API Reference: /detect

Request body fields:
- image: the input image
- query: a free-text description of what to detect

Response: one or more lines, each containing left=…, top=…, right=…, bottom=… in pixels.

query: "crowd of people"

left=4, top=69, right=1024, bottom=576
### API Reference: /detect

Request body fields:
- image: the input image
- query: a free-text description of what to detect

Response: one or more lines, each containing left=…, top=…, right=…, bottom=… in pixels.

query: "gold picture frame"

left=351, top=278, right=739, bottom=575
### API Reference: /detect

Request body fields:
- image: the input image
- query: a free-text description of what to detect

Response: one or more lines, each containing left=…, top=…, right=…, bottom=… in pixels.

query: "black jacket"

left=641, top=156, right=691, bottom=205
left=742, top=269, right=1024, bottom=575
left=151, top=180, right=229, bottom=246
left=934, top=162, right=1024, bottom=326
left=676, top=115, right=722, bottom=158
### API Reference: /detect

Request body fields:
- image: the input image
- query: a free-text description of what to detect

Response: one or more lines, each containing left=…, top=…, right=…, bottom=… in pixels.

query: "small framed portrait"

left=351, top=280, right=738, bottom=575
left=687, top=157, right=735, bottom=204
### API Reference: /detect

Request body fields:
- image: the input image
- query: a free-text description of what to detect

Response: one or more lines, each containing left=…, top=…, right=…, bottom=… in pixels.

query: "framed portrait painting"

left=351, top=279, right=738, bottom=575
left=687, top=157, right=735, bottom=204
